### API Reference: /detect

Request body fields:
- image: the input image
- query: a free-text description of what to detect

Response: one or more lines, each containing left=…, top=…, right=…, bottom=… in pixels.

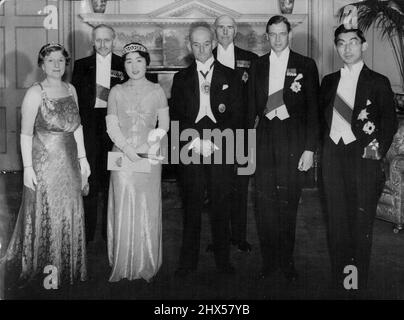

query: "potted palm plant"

left=339, top=1, right=404, bottom=110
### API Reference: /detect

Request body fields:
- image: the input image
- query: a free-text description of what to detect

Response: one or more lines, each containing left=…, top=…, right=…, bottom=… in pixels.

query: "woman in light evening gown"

left=106, top=42, right=169, bottom=282
left=0, top=43, right=90, bottom=288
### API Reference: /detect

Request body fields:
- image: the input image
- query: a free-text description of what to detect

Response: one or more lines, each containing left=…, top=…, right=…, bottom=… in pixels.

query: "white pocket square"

left=366, top=99, right=372, bottom=106
left=294, top=73, right=303, bottom=81
left=222, top=84, right=229, bottom=90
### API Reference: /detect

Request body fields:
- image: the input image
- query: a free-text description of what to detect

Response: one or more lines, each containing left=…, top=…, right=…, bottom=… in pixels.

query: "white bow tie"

left=198, top=67, right=210, bottom=74
left=197, top=61, right=214, bottom=74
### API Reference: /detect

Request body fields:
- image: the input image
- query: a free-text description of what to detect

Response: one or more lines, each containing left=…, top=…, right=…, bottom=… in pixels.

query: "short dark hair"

left=37, top=43, right=70, bottom=67
left=189, top=21, right=214, bottom=42
left=266, top=15, right=291, bottom=33
left=334, top=24, right=366, bottom=45
left=122, top=42, right=151, bottom=66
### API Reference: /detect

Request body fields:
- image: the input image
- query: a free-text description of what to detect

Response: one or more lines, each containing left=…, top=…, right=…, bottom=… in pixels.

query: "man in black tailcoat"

left=171, top=22, right=242, bottom=276
left=72, top=24, right=125, bottom=244
left=212, top=15, right=258, bottom=253
left=248, top=15, right=320, bottom=281
left=320, top=24, right=397, bottom=293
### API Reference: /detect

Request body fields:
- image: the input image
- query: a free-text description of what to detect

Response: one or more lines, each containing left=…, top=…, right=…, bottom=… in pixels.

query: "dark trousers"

left=322, top=137, right=384, bottom=290
left=255, top=118, right=304, bottom=272
left=178, top=163, right=233, bottom=270
left=230, top=171, right=250, bottom=244
left=83, top=129, right=111, bottom=242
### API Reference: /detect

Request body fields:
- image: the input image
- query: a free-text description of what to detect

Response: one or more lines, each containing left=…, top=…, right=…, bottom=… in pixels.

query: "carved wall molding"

left=78, top=0, right=308, bottom=67
left=80, top=13, right=307, bottom=27
left=80, top=0, right=306, bottom=27
left=148, top=0, right=241, bottom=18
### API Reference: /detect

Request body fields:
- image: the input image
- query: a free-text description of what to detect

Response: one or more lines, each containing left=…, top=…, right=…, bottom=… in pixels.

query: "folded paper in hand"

left=108, top=152, right=151, bottom=173
left=96, top=84, right=110, bottom=102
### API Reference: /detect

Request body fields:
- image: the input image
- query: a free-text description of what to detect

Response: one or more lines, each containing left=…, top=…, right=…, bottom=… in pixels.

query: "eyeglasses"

left=336, top=39, right=361, bottom=49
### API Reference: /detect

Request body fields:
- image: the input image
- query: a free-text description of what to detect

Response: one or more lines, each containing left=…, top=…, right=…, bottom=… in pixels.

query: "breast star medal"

left=357, top=108, right=369, bottom=121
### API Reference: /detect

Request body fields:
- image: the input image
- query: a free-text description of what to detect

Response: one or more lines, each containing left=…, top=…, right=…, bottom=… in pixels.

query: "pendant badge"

left=201, top=81, right=211, bottom=95
left=218, top=103, right=226, bottom=113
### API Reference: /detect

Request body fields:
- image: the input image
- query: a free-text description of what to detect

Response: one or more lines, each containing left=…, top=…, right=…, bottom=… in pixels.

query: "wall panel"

left=0, top=27, right=4, bottom=88
left=15, top=27, right=47, bottom=89
left=16, top=0, right=47, bottom=16
left=0, top=107, right=6, bottom=153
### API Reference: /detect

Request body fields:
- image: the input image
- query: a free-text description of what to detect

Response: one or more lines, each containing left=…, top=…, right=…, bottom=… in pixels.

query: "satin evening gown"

left=107, top=81, right=168, bottom=282
left=2, top=83, right=87, bottom=288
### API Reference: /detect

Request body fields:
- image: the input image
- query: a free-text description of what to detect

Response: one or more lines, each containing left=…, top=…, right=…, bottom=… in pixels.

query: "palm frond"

left=339, top=0, right=404, bottom=38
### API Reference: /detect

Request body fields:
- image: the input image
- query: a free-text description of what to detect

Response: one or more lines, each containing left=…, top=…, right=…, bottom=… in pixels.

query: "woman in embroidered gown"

left=106, top=42, right=169, bottom=282
left=1, top=43, right=90, bottom=288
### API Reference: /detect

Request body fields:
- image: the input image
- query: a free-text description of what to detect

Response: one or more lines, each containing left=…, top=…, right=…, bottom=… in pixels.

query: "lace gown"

left=107, top=81, right=168, bottom=282
left=2, top=83, right=87, bottom=287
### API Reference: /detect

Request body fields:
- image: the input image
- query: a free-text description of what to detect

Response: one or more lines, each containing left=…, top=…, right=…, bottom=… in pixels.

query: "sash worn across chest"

left=264, top=89, right=284, bottom=115
left=329, top=91, right=356, bottom=145
left=333, top=94, right=353, bottom=124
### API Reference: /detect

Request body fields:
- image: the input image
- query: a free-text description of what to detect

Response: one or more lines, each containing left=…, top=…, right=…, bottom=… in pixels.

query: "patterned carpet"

left=1, top=172, right=404, bottom=300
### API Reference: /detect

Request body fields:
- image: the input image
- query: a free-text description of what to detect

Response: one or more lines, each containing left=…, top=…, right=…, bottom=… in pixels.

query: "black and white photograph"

left=0, top=0, right=404, bottom=307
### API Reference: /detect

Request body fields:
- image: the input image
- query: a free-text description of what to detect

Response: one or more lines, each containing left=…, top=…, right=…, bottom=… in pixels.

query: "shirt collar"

left=269, top=47, right=290, bottom=62
left=96, top=52, right=112, bottom=63
left=217, top=43, right=234, bottom=55
left=196, top=56, right=215, bottom=72
left=341, top=60, right=364, bottom=78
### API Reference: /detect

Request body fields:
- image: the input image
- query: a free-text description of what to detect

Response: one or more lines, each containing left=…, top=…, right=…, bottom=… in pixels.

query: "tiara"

left=40, top=42, right=64, bottom=53
left=122, top=43, right=148, bottom=55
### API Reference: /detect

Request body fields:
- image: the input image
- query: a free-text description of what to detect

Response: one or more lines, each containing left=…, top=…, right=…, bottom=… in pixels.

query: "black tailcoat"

left=248, top=50, right=320, bottom=272
left=170, top=60, right=242, bottom=270
left=213, top=45, right=258, bottom=246
left=71, top=53, right=125, bottom=242
left=320, top=64, right=397, bottom=290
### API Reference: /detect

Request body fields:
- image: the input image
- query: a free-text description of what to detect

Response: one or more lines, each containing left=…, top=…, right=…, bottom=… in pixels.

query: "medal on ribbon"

left=201, top=81, right=211, bottom=95
left=236, top=60, right=251, bottom=68
left=199, top=62, right=214, bottom=96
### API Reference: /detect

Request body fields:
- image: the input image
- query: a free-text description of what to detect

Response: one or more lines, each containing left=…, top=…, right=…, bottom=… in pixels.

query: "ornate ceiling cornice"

left=80, top=0, right=307, bottom=27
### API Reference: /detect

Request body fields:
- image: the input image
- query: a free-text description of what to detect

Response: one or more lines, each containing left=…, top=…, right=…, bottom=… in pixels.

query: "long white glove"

left=106, top=114, right=140, bottom=162
left=74, top=125, right=91, bottom=180
left=20, top=133, right=37, bottom=191
left=147, top=128, right=167, bottom=156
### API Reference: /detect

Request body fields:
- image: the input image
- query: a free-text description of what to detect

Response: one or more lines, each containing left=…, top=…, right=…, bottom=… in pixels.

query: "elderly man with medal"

left=171, top=22, right=243, bottom=277
left=212, top=15, right=258, bottom=253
